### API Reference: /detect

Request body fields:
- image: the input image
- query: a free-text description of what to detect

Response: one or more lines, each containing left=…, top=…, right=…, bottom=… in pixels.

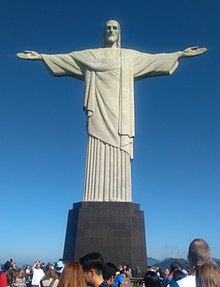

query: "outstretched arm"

left=17, top=50, right=84, bottom=79
left=178, top=46, right=207, bottom=58
left=16, top=50, right=42, bottom=60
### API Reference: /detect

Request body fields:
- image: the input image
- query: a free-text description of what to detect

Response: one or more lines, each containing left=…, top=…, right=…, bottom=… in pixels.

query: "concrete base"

left=63, top=201, right=147, bottom=271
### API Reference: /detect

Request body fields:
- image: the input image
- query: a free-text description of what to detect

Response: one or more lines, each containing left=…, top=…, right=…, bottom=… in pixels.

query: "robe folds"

left=42, top=48, right=180, bottom=202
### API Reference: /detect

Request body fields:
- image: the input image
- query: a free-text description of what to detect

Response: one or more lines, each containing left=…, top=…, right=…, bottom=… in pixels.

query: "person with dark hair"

left=102, top=263, right=117, bottom=286
left=0, top=261, right=13, bottom=287
left=156, top=269, right=165, bottom=284
left=3, top=264, right=11, bottom=274
left=144, top=271, right=161, bottom=287
left=24, top=266, right=31, bottom=283
left=170, top=262, right=182, bottom=273
left=79, top=252, right=107, bottom=287
left=112, top=270, right=124, bottom=287
left=5, top=269, right=17, bottom=287
left=174, top=239, right=211, bottom=287
left=164, top=262, right=182, bottom=287
left=172, top=270, right=186, bottom=282
left=168, top=270, right=186, bottom=287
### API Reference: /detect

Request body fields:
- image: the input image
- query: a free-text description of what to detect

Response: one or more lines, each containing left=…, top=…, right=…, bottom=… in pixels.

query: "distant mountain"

left=147, top=257, right=160, bottom=266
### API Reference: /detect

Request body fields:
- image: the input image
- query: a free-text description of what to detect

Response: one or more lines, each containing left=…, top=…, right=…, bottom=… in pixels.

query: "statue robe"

left=42, top=48, right=180, bottom=202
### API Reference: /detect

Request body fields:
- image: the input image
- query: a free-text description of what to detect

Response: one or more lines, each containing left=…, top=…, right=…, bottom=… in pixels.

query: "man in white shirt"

left=32, top=260, right=45, bottom=287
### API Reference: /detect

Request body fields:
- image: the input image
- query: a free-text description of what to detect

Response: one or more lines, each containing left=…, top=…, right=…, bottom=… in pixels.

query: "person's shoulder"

left=176, top=275, right=195, bottom=287
left=98, top=280, right=110, bottom=287
left=169, top=281, right=179, bottom=287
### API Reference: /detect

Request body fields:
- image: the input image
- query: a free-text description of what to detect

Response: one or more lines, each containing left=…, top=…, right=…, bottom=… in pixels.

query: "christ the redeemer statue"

left=17, top=20, right=206, bottom=202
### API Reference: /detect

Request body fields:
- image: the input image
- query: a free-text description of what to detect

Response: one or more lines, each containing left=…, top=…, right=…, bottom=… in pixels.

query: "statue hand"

left=16, top=51, right=42, bottom=60
left=183, top=46, right=207, bottom=57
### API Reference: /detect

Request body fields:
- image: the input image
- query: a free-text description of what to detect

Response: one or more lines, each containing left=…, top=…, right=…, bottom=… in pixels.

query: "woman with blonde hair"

left=57, top=262, right=86, bottom=287
left=196, top=261, right=220, bottom=287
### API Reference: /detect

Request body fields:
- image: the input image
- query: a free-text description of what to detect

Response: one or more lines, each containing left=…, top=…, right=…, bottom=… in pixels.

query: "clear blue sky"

left=0, top=0, right=220, bottom=266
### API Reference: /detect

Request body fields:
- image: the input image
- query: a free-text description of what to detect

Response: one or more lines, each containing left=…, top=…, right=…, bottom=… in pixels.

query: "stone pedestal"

left=63, top=201, right=147, bottom=271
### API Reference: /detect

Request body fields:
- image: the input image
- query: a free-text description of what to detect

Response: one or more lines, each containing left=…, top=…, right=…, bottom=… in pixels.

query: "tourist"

left=164, top=262, right=182, bottom=287
left=196, top=261, right=220, bottom=287
left=175, top=239, right=211, bottom=287
left=57, top=262, right=86, bottom=287
left=0, top=268, right=7, bottom=287
left=112, top=270, right=124, bottom=287
left=9, top=261, right=16, bottom=271
left=121, top=266, right=131, bottom=278
left=163, top=262, right=182, bottom=285
left=14, top=269, right=26, bottom=287
left=41, top=265, right=52, bottom=276
left=24, top=266, right=32, bottom=287
left=102, top=263, right=117, bottom=286
left=173, top=270, right=186, bottom=282
left=54, top=261, right=64, bottom=280
left=5, top=269, right=17, bottom=287
left=124, top=266, right=132, bottom=278
left=32, top=261, right=45, bottom=287
left=144, top=271, right=161, bottom=287
left=25, top=267, right=30, bottom=277
left=79, top=252, right=108, bottom=287
left=41, top=268, right=59, bottom=287
left=168, top=270, right=186, bottom=287
left=134, top=266, right=142, bottom=278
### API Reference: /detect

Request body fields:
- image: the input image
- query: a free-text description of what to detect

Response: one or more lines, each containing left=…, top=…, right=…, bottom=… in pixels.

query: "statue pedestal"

left=63, top=201, right=147, bottom=271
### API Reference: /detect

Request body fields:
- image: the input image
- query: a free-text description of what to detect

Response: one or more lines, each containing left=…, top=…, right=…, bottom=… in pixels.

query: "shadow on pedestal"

left=63, top=202, right=147, bottom=271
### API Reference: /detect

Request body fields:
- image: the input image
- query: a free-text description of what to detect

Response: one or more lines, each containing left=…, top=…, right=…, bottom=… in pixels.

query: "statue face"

left=104, top=20, right=119, bottom=46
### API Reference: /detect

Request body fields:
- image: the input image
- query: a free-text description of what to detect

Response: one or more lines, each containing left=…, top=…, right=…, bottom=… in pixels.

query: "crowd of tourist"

left=1, top=239, right=220, bottom=287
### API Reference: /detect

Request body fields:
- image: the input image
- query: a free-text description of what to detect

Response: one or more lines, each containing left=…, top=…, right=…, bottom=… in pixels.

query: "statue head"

left=103, top=20, right=121, bottom=48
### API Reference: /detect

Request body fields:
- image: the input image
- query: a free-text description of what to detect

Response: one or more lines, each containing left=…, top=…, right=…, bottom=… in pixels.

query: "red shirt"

left=0, top=272, right=7, bottom=287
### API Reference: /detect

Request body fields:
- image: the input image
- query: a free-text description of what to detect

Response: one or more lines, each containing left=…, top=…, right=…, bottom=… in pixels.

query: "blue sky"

left=0, top=0, right=220, bottom=266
